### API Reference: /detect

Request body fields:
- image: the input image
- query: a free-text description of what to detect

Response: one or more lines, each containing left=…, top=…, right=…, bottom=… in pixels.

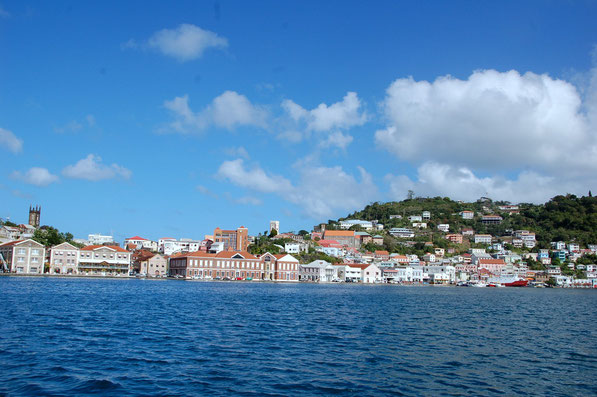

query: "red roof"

left=0, top=239, right=25, bottom=247
left=81, top=245, right=129, bottom=253
left=126, top=236, right=147, bottom=241
left=478, top=259, right=507, bottom=265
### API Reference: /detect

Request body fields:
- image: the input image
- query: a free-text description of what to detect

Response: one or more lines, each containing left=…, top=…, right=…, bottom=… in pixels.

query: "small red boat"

left=504, top=280, right=528, bottom=287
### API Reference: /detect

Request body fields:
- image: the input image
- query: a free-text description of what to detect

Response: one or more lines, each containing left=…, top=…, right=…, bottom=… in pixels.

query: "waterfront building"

left=78, top=245, right=132, bottom=276
left=213, top=226, right=249, bottom=251
left=477, top=258, right=507, bottom=274
left=334, top=264, right=365, bottom=282
left=350, top=263, right=382, bottom=283
left=300, top=260, right=338, bottom=282
left=169, top=251, right=299, bottom=281
left=424, top=265, right=456, bottom=284
left=49, top=242, right=79, bottom=274
left=0, top=239, right=46, bottom=274
left=137, top=252, right=168, bottom=277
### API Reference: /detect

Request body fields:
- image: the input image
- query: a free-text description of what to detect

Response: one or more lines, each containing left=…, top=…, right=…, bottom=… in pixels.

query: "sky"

left=1, top=1, right=597, bottom=243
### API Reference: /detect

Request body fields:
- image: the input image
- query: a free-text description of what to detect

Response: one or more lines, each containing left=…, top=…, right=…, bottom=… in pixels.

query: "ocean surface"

left=0, top=277, right=595, bottom=396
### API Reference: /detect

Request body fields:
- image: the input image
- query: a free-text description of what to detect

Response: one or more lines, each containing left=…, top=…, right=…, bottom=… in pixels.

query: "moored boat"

left=504, top=279, right=528, bottom=287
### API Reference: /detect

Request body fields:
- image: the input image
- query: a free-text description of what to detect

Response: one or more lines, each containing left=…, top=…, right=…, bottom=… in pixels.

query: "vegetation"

left=32, top=226, right=82, bottom=248
left=331, top=193, right=597, bottom=256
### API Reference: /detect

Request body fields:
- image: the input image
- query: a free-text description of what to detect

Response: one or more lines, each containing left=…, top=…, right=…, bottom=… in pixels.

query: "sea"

left=0, top=277, right=595, bottom=396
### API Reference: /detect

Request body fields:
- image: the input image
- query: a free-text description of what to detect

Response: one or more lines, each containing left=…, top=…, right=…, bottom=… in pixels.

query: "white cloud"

left=319, top=131, right=353, bottom=150
left=162, top=91, right=268, bottom=133
left=217, top=159, right=292, bottom=193
left=385, top=162, right=588, bottom=204
left=0, top=127, right=23, bottom=154
left=279, top=92, right=367, bottom=148
left=62, top=154, right=132, bottom=181
left=282, top=92, right=367, bottom=132
left=147, top=24, right=228, bottom=61
left=234, top=196, right=262, bottom=205
left=217, top=159, right=378, bottom=218
left=11, top=167, right=59, bottom=187
left=375, top=69, right=597, bottom=177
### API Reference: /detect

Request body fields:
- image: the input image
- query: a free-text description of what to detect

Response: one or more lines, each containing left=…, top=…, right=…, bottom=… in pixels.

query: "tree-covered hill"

left=335, top=194, right=597, bottom=248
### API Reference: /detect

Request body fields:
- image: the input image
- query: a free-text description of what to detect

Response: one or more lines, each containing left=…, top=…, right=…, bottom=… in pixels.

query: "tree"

left=268, top=229, right=278, bottom=238
left=298, top=230, right=309, bottom=236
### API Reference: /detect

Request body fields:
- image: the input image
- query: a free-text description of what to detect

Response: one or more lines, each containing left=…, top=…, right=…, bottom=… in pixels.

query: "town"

left=1, top=196, right=597, bottom=288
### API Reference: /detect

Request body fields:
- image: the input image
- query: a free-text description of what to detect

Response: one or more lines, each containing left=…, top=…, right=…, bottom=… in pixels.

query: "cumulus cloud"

left=217, top=159, right=377, bottom=218
left=146, top=24, right=228, bottom=61
left=11, top=167, right=59, bottom=186
left=0, top=127, right=23, bottom=153
left=375, top=69, right=597, bottom=177
left=62, top=154, right=131, bottom=181
left=279, top=92, right=367, bottom=149
left=162, top=91, right=268, bottom=133
left=319, top=131, right=353, bottom=150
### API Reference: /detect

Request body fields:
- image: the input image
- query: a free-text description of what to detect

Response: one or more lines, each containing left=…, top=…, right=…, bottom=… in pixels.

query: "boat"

left=471, top=282, right=487, bottom=287
left=504, top=279, right=528, bottom=287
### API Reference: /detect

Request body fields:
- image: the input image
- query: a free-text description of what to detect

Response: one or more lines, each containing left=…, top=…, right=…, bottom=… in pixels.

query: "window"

left=17, top=248, right=26, bottom=255
left=17, top=257, right=24, bottom=262
left=32, top=257, right=38, bottom=263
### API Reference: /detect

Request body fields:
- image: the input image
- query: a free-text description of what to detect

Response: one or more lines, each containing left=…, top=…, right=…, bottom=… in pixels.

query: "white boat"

left=471, top=282, right=487, bottom=287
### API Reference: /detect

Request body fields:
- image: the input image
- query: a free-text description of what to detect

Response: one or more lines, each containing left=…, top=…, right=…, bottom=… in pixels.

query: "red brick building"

left=169, top=250, right=299, bottom=281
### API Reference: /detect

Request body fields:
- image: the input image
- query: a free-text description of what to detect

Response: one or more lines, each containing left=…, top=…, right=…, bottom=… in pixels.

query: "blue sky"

left=1, top=1, right=597, bottom=243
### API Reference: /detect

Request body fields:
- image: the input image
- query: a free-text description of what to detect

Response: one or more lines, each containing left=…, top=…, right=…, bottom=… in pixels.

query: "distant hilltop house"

left=338, top=219, right=383, bottom=231
left=481, top=215, right=503, bottom=225
left=124, top=236, right=158, bottom=252
left=459, top=211, right=474, bottom=219
left=498, top=205, right=520, bottom=214
left=322, top=230, right=358, bottom=248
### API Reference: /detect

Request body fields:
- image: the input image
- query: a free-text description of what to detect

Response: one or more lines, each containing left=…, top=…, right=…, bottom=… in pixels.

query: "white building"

left=338, top=219, right=374, bottom=231
left=459, top=211, right=474, bottom=219
left=437, top=224, right=450, bottom=232
left=269, top=220, right=280, bottom=234
left=123, top=236, right=158, bottom=251
left=408, top=215, right=423, bottom=222
left=78, top=245, right=132, bottom=276
left=392, top=266, right=424, bottom=283
left=284, top=242, right=307, bottom=254
left=474, top=234, right=493, bottom=244
left=300, top=260, right=338, bottom=282
left=389, top=228, right=415, bottom=238
left=88, top=234, right=114, bottom=245
left=334, top=264, right=363, bottom=282
left=422, top=211, right=431, bottom=220
left=424, top=265, right=456, bottom=284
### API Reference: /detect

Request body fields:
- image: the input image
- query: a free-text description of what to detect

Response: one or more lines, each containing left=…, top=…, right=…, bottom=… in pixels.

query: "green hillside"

left=334, top=194, right=597, bottom=250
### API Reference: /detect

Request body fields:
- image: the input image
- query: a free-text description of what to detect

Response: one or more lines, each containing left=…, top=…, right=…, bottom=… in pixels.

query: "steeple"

left=28, top=205, right=41, bottom=228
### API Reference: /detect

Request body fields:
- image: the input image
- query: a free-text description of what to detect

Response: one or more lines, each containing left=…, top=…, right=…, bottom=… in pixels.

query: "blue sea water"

left=0, top=277, right=596, bottom=396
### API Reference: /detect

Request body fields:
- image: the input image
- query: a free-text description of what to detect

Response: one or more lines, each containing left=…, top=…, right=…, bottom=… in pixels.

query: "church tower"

left=28, top=205, right=41, bottom=228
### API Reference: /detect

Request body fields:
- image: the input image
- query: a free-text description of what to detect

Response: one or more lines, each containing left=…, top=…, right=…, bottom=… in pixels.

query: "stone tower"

left=28, top=205, right=41, bottom=228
